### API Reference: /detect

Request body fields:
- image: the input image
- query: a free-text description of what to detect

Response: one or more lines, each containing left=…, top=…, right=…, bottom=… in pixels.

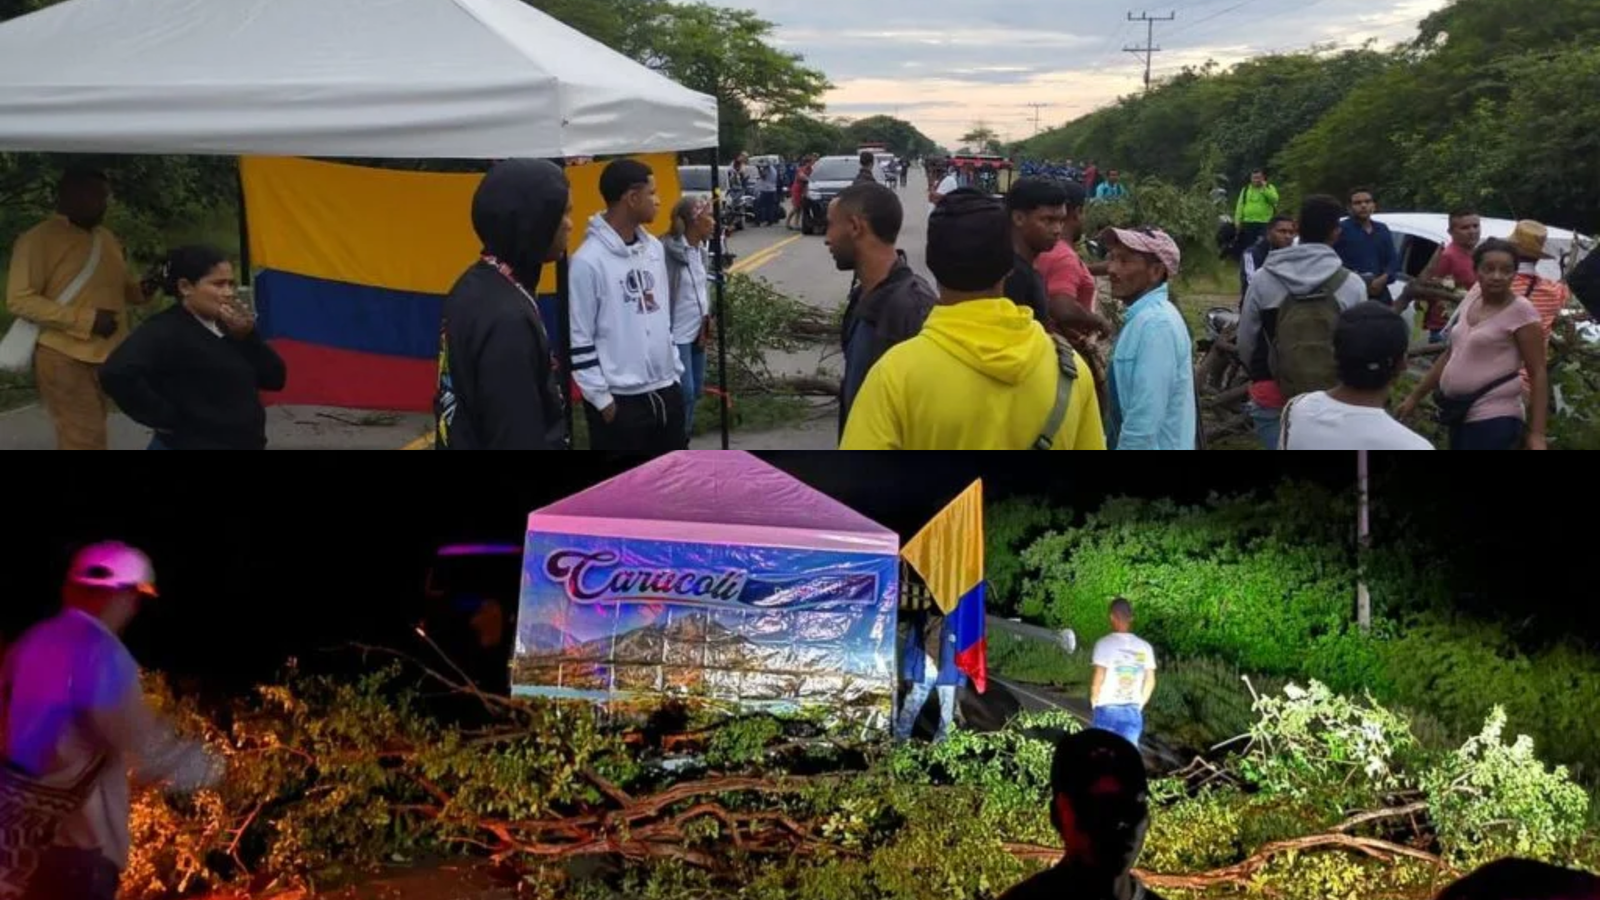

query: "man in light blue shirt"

left=1100, top=227, right=1197, bottom=450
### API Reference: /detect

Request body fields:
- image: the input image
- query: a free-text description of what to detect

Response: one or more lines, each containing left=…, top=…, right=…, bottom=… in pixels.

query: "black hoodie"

left=434, top=159, right=571, bottom=450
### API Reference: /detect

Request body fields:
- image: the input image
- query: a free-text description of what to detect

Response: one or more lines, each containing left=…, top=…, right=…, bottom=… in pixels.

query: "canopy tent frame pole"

left=711, top=146, right=730, bottom=450
left=236, top=163, right=252, bottom=290
left=557, top=252, right=574, bottom=443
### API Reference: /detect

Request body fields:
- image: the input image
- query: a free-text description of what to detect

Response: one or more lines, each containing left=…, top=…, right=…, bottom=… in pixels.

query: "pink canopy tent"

left=526, top=451, right=899, bottom=555
left=515, top=451, right=900, bottom=720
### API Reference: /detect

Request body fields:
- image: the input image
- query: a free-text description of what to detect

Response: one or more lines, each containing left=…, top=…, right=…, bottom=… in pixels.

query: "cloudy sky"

left=732, top=0, right=1449, bottom=148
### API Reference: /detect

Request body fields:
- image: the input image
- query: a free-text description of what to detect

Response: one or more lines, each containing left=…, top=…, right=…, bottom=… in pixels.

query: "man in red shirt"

left=1033, top=180, right=1112, bottom=339
left=1404, top=208, right=1480, bottom=343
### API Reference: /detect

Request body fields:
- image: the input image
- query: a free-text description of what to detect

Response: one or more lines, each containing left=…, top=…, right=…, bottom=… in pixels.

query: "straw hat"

left=1507, top=220, right=1555, bottom=260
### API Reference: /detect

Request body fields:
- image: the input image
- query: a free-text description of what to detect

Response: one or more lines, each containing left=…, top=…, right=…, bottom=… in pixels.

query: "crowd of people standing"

left=3, top=152, right=1584, bottom=452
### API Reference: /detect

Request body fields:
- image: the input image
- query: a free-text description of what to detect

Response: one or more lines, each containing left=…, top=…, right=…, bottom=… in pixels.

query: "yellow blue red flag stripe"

left=239, top=155, right=681, bottom=411
left=900, top=480, right=987, bottom=693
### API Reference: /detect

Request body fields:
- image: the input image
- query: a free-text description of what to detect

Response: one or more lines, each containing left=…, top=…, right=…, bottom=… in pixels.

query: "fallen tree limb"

left=1005, top=831, right=1451, bottom=891
left=767, top=375, right=841, bottom=397
left=1332, top=802, right=1431, bottom=834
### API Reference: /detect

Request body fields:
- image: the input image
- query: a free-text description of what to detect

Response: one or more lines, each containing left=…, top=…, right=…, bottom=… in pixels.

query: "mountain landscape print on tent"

left=512, top=532, right=898, bottom=719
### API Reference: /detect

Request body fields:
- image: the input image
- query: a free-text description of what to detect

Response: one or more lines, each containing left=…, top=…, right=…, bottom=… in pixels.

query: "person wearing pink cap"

left=1100, top=226, right=1197, bottom=450
left=1, top=542, right=224, bottom=900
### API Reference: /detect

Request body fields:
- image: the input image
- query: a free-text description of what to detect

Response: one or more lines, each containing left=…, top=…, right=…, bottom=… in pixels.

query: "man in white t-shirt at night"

left=1280, top=302, right=1434, bottom=450
left=1090, top=597, right=1157, bottom=748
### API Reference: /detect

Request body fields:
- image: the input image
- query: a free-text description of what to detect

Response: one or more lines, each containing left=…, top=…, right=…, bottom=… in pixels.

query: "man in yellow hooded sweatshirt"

left=840, top=188, right=1105, bottom=450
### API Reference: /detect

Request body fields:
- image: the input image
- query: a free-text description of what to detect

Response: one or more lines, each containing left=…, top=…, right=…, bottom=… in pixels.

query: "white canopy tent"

left=0, top=0, right=719, bottom=158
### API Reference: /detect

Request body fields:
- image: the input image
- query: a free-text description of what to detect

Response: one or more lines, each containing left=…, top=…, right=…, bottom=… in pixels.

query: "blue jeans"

left=1248, top=402, right=1281, bottom=450
left=895, top=679, right=956, bottom=742
left=1092, top=704, right=1144, bottom=748
left=677, top=342, right=707, bottom=438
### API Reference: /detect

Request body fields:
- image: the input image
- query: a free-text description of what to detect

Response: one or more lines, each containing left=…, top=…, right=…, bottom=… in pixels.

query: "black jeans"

left=585, top=385, right=687, bottom=458
left=1450, top=416, right=1524, bottom=451
left=22, top=847, right=120, bottom=900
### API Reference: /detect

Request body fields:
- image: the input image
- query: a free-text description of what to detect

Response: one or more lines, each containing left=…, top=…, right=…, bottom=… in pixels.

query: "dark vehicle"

left=421, top=543, right=523, bottom=695
left=798, top=156, right=864, bottom=236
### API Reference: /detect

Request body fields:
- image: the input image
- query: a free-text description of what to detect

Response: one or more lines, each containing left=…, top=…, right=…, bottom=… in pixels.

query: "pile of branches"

left=412, top=770, right=825, bottom=870
left=134, top=649, right=1580, bottom=900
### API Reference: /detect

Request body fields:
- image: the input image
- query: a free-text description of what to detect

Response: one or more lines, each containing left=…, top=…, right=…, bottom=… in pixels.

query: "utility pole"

left=1356, top=450, right=1371, bottom=634
left=1124, top=10, right=1176, bottom=91
left=1022, top=103, right=1052, bottom=135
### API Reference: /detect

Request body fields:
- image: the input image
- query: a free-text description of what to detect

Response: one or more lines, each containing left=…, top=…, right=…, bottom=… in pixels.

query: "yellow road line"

left=729, top=235, right=802, bottom=275
left=399, top=235, right=803, bottom=449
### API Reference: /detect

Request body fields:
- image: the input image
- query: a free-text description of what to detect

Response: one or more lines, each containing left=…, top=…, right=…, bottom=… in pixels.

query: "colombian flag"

left=239, top=155, right=680, bottom=412
left=901, top=480, right=987, bottom=694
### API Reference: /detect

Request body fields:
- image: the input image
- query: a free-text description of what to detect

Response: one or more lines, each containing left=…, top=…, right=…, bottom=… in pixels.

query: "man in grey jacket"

left=826, top=182, right=937, bottom=437
left=3, top=542, right=223, bottom=900
left=1237, top=195, right=1369, bottom=450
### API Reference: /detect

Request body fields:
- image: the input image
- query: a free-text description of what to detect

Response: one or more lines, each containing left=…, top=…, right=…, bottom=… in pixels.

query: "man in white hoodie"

left=570, top=159, right=686, bottom=456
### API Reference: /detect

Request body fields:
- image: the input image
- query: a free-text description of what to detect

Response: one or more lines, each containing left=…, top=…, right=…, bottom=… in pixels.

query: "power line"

left=1124, top=10, right=1177, bottom=91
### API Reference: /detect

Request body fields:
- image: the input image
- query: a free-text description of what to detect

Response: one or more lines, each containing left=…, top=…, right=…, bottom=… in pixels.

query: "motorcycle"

left=1193, top=305, right=1256, bottom=440
left=729, top=188, right=758, bottom=232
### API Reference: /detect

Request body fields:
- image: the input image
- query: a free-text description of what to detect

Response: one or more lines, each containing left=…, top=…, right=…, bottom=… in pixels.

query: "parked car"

left=798, top=156, right=863, bottom=236
left=1376, top=212, right=1597, bottom=340
left=1375, top=213, right=1593, bottom=286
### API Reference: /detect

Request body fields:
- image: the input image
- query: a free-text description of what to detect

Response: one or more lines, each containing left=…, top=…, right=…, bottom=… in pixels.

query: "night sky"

left=1, top=453, right=1583, bottom=690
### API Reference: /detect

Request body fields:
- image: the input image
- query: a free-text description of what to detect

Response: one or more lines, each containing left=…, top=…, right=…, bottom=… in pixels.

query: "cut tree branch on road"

left=1005, top=831, right=1451, bottom=893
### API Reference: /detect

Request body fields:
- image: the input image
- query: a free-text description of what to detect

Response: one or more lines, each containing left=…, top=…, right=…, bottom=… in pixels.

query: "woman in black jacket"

left=100, top=245, right=286, bottom=449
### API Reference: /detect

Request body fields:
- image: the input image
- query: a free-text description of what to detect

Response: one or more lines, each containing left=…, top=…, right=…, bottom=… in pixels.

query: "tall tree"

left=844, top=116, right=940, bottom=160
left=525, top=0, right=830, bottom=154
left=959, top=124, right=1005, bottom=156
left=755, top=115, right=850, bottom=159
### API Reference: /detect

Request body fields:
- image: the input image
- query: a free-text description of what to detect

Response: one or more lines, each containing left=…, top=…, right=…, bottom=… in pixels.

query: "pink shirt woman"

left=1439, top=287, right=1539, bottom=424
left=1400, top=238, right=1549, bottom=450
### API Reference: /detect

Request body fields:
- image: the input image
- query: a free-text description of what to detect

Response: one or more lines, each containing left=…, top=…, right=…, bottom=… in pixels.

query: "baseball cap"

left=1334, top=302, right=1410, bottom=388
left=68, top=541, right=158, bottom=597
left=1100, top=226, right=1181, bottom=278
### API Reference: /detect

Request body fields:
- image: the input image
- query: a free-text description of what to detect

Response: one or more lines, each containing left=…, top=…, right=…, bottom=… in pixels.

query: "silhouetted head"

left=1049, top=728, right=1152, bottom=878
left=927, top=188, right=1012, bottom=300
left=1434, top=858, right=1600, bottom=900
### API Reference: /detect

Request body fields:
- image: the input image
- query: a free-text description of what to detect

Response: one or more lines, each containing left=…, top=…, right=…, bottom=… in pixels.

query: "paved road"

left=0, top=207, right=858, bottom=450
left=0, top=398, right=437, bottom=452
left=691, top=168, right=934, bottom=450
